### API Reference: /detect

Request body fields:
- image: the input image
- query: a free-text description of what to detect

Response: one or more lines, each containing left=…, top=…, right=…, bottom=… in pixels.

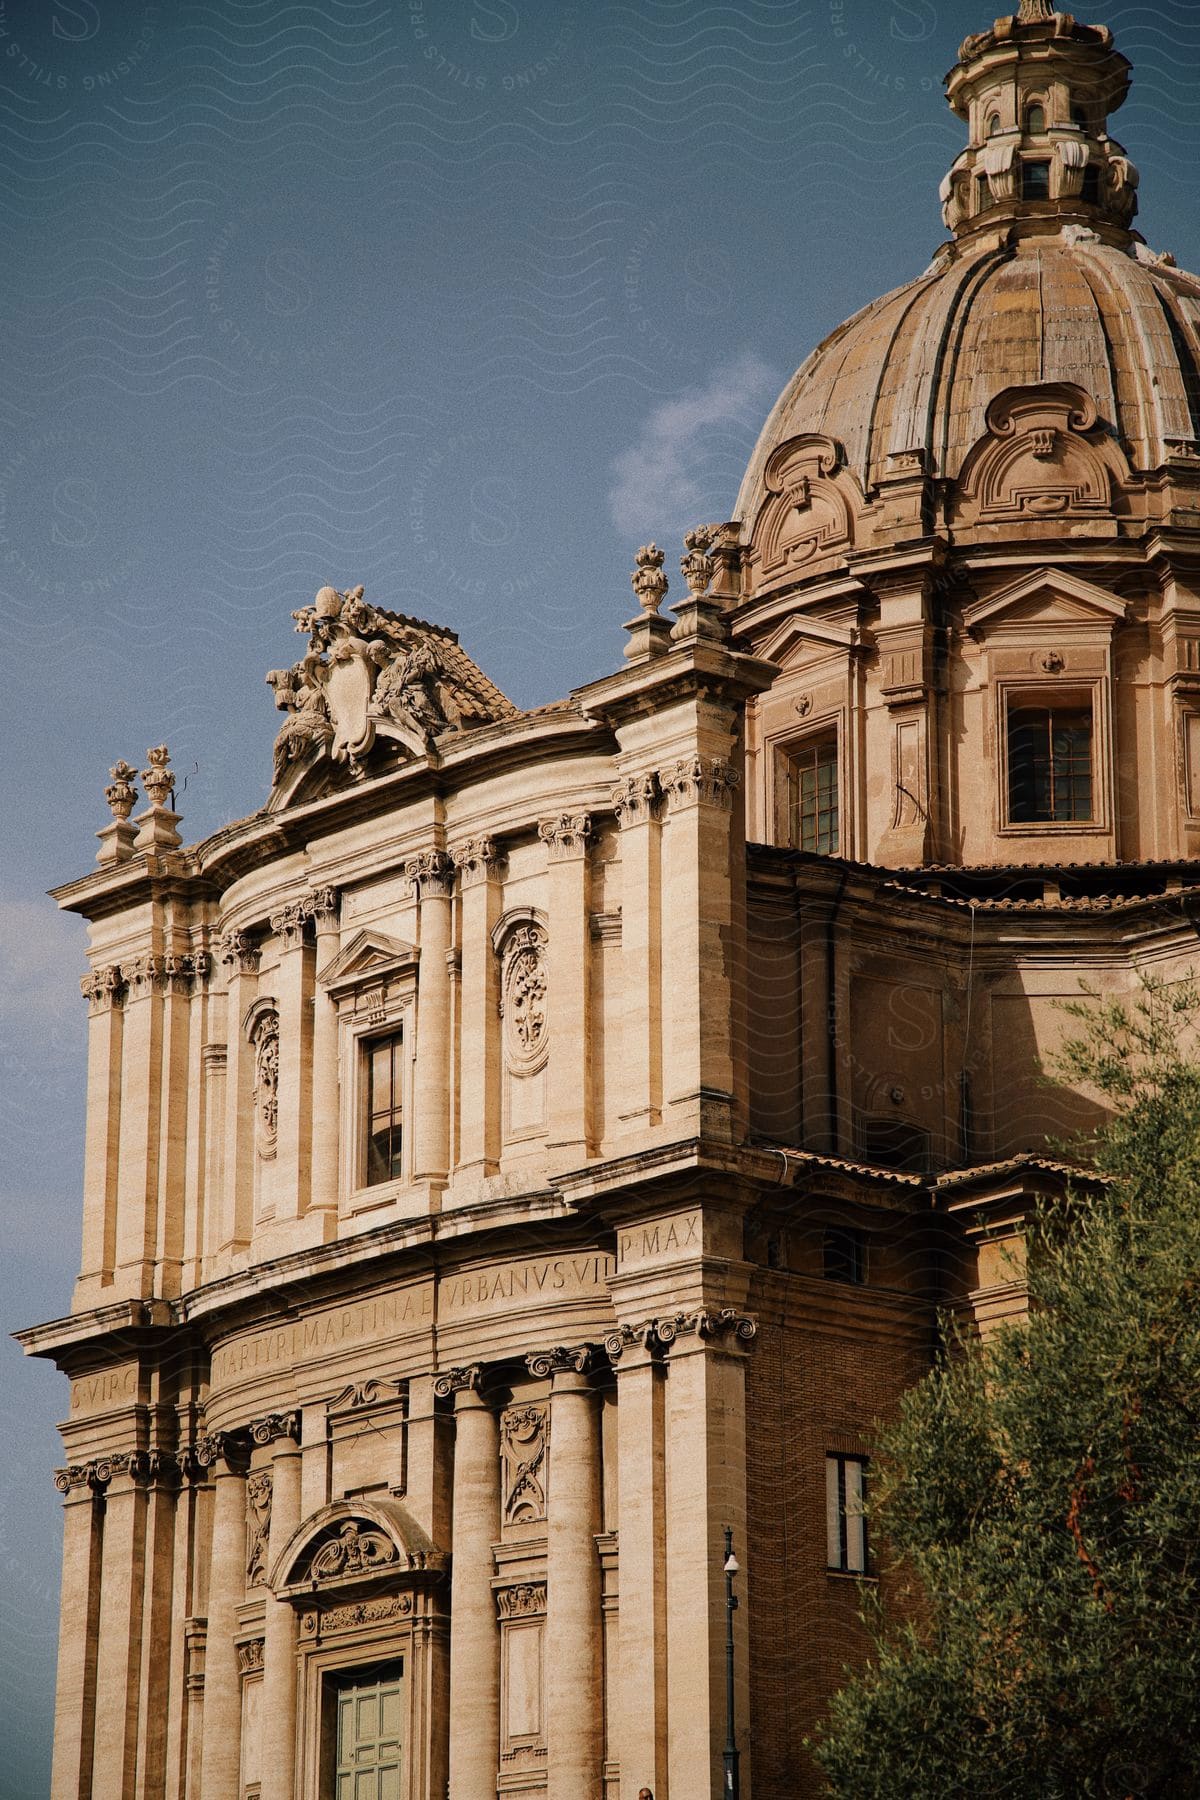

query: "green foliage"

left=811, top=978, right=1200, bottom=1798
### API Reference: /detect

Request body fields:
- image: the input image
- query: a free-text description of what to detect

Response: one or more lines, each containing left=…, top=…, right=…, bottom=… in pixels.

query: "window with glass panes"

left=330, top=1664, right=404, bottom=1800
left=1007, top=702, right=1094, bottom=823
left=365, top=1031, right=404, bottom=1186
left=786, top=734, right=839, bottom=854
left=826, top=1454, right=869, bottom=1574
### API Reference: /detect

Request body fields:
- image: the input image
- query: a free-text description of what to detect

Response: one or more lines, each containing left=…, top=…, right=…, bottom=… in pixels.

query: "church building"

left=20, top=4, right=1200, bottom=1796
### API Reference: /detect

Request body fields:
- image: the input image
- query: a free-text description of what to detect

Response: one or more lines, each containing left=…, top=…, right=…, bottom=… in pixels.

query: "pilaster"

left=87, top=1455, right=152, bottom=1799
left=113, top=953, right=166, bottom=1296
left=611, top=774, right=663, bottom=1139
left=218, top=933, right=260, bottom=1259
left=49, top=1471, right=104, bottom=1800
left=308, top=887, right=341, bottom=1218
left=538, top=814, right=594, bottom=1166
left=269, top=899, right=314, bottom=1229
left=75, top=965, right=125, bottom=1306
left=407, top=850, right=454, bottom=1196
left=451, top=839, right=504, bottom=1189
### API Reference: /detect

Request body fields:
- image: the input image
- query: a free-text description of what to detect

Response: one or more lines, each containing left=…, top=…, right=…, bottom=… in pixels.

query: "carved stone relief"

left=250, top=1010, right=279, bottom=1161
left=499, top=923, right=549, bottom=1077
left=310, top=1520, right=398, bottom=1581
left=246, top=1471, right=273, bottom=1587
left=499, top=1403, right=549, bottom=1524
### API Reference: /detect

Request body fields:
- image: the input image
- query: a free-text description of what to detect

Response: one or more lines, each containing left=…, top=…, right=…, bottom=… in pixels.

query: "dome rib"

left=734, top=234, right=1200, bottom=528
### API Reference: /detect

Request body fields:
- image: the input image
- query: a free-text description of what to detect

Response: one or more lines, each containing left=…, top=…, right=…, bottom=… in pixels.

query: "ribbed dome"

left=736, top=5, right=1200, bottom=525
left=736, top=231, right=1200, bottom=521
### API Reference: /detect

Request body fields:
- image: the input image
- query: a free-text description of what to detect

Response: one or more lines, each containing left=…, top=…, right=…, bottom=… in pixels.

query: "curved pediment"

left=952, top=384, right=1132, bottom=531
left=271, top=1498, right=447, bottom=1598
left=745, top=435, right=859, bottom=597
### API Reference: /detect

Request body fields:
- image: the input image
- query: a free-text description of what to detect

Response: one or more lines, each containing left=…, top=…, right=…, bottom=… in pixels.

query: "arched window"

left=1026, top=103, right=1047, bottom=136
left=1072, top=104, right=1089, bottom=130
left=987, top=112, right=1002, bottom=139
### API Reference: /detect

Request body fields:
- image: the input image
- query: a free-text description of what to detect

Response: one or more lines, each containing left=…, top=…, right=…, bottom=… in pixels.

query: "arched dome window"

left=986, top=112, right=1002, bottom=138
left=1026, top=103, right=1047, bottom=135
left=1072, top=103, right=1089, bottom=130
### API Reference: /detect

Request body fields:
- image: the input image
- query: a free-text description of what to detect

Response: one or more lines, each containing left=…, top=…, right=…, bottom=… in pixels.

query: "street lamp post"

left=722, top=1526, right=741, bottom=1799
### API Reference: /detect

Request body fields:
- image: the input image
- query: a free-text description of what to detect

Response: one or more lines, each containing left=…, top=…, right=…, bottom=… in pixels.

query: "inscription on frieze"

left=616, top=1212, right=701, bottom=1268
left=440, top=1252, right=614, bottom=1318
left=211, top=1286, right=433, bottom=1388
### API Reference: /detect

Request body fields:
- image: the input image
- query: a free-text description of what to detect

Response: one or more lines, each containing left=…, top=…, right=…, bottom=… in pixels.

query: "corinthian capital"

left=660, top=755, right=739, bottom=813
left=405, top=849, right=455, bottom=900
left=612, top=772, right=659, bottom=828
left=451, top=837, right=502, bottom=888
left=79, top=964, right=124, bottom=1014
left=219, top=930, right=261, bottom=976
left=538, top=813, right=594, bottom=860
left=270, top=901, right=309, bottom=951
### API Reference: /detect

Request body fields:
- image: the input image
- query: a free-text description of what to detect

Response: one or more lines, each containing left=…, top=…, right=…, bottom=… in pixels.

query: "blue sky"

left=3, top=0, right=1199, bottom=1788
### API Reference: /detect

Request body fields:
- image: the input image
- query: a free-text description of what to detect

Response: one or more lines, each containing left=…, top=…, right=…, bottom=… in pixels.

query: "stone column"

left=259, top=1428, right=303, bottom=1800
left=611, top=776, right=663, bottom=1135
left=608, top=1326, right=669, bottom=1800
left=218, top=934, right=260, bottom=1256
left=309, top=887, right=341, bottom=1217
left=197, top=1434, right=249, bottom=1800
left=50, top=1469, right=104, bottom=1800
left=538, top=815, right=593, bottom=1165
left=451, top=840, right=503, bottom=1185
left=660, top=1314, right=755, bottom=1798
left=530, top=1347, right=602, bottom=1800
left=89, top=1456, right=149, bottom=1799
left=406, top=851, right=454, bottom=1193
left=114, top=954, right=166, bottom=1297
left=76, top=966, right=124, bottom=1305
left=269, top=901, right=314, bottom=1224
left=435, top=1367, right=501, bottom=1799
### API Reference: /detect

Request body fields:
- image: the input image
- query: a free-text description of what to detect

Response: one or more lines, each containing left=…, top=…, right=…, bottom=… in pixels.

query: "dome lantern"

left=941, top=4, right=1136, bottom=240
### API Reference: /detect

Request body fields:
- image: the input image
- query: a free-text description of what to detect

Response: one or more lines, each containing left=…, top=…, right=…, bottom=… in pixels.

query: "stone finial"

left=104, top=761, right=139, bottom=821
left=96, top=759, right=141, bottom=867
left=1017, top=0, right=1055, bottom=19
left=680, top=525, right=720, bottom=598
left=132, top=745, right=183, bottom=852
left=631, top=543, right=668, bottom=616
left=140, top=745, right=174, bottom=809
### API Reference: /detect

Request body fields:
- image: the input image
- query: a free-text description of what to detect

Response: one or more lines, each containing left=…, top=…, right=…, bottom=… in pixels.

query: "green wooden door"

left=334, top=1665, right=404, bottom=1800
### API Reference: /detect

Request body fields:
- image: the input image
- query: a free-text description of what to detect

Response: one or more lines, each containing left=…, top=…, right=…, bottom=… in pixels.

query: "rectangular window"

left=328, top=1664, right=404, bottom=1800
left=1022, top=160, right=1051, bottom=200
left=823, top=1226, right=866, bottom=1285
left=364, top=1031, right=404, bottom=1187
left=826, top=1454, right=869, bottom=1575
left=1008, top=703, right=1094, bottom=823
left=786, top=733, right=839, bottom=854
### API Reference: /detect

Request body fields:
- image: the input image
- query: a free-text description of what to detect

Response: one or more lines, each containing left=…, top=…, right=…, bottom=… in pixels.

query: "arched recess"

left=269, top=1499, right=450, bottom=1800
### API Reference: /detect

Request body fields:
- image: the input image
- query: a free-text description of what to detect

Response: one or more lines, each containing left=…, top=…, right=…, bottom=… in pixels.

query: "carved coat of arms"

left=266, top=584, right=515, bottom=794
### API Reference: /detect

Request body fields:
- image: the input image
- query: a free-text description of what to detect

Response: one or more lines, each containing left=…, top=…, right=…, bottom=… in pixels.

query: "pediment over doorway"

left=270, top=1498, right=447, bottom=1599
left=317, top=929, right=419, bottom=1002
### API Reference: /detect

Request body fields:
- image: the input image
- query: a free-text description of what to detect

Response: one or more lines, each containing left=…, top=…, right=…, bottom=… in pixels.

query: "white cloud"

left=607, top=351, right=777, bottom=541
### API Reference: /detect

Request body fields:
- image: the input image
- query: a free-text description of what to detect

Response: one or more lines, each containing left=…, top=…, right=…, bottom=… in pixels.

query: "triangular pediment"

left=759, top=608, right=862, bottom=668
left=963, top=567, right=1128, bottom=636
left=318, top=928, right=418, bottom=996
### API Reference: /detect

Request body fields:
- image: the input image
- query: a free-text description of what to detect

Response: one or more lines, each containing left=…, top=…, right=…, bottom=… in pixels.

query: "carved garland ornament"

left=500, top=923, right=549, bottom=1077
left=499, top=1402, right=549, bottom=1524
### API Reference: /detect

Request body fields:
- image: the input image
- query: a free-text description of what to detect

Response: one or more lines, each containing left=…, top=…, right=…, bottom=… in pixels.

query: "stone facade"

left=19, top=7, right=1200, bottom=1797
